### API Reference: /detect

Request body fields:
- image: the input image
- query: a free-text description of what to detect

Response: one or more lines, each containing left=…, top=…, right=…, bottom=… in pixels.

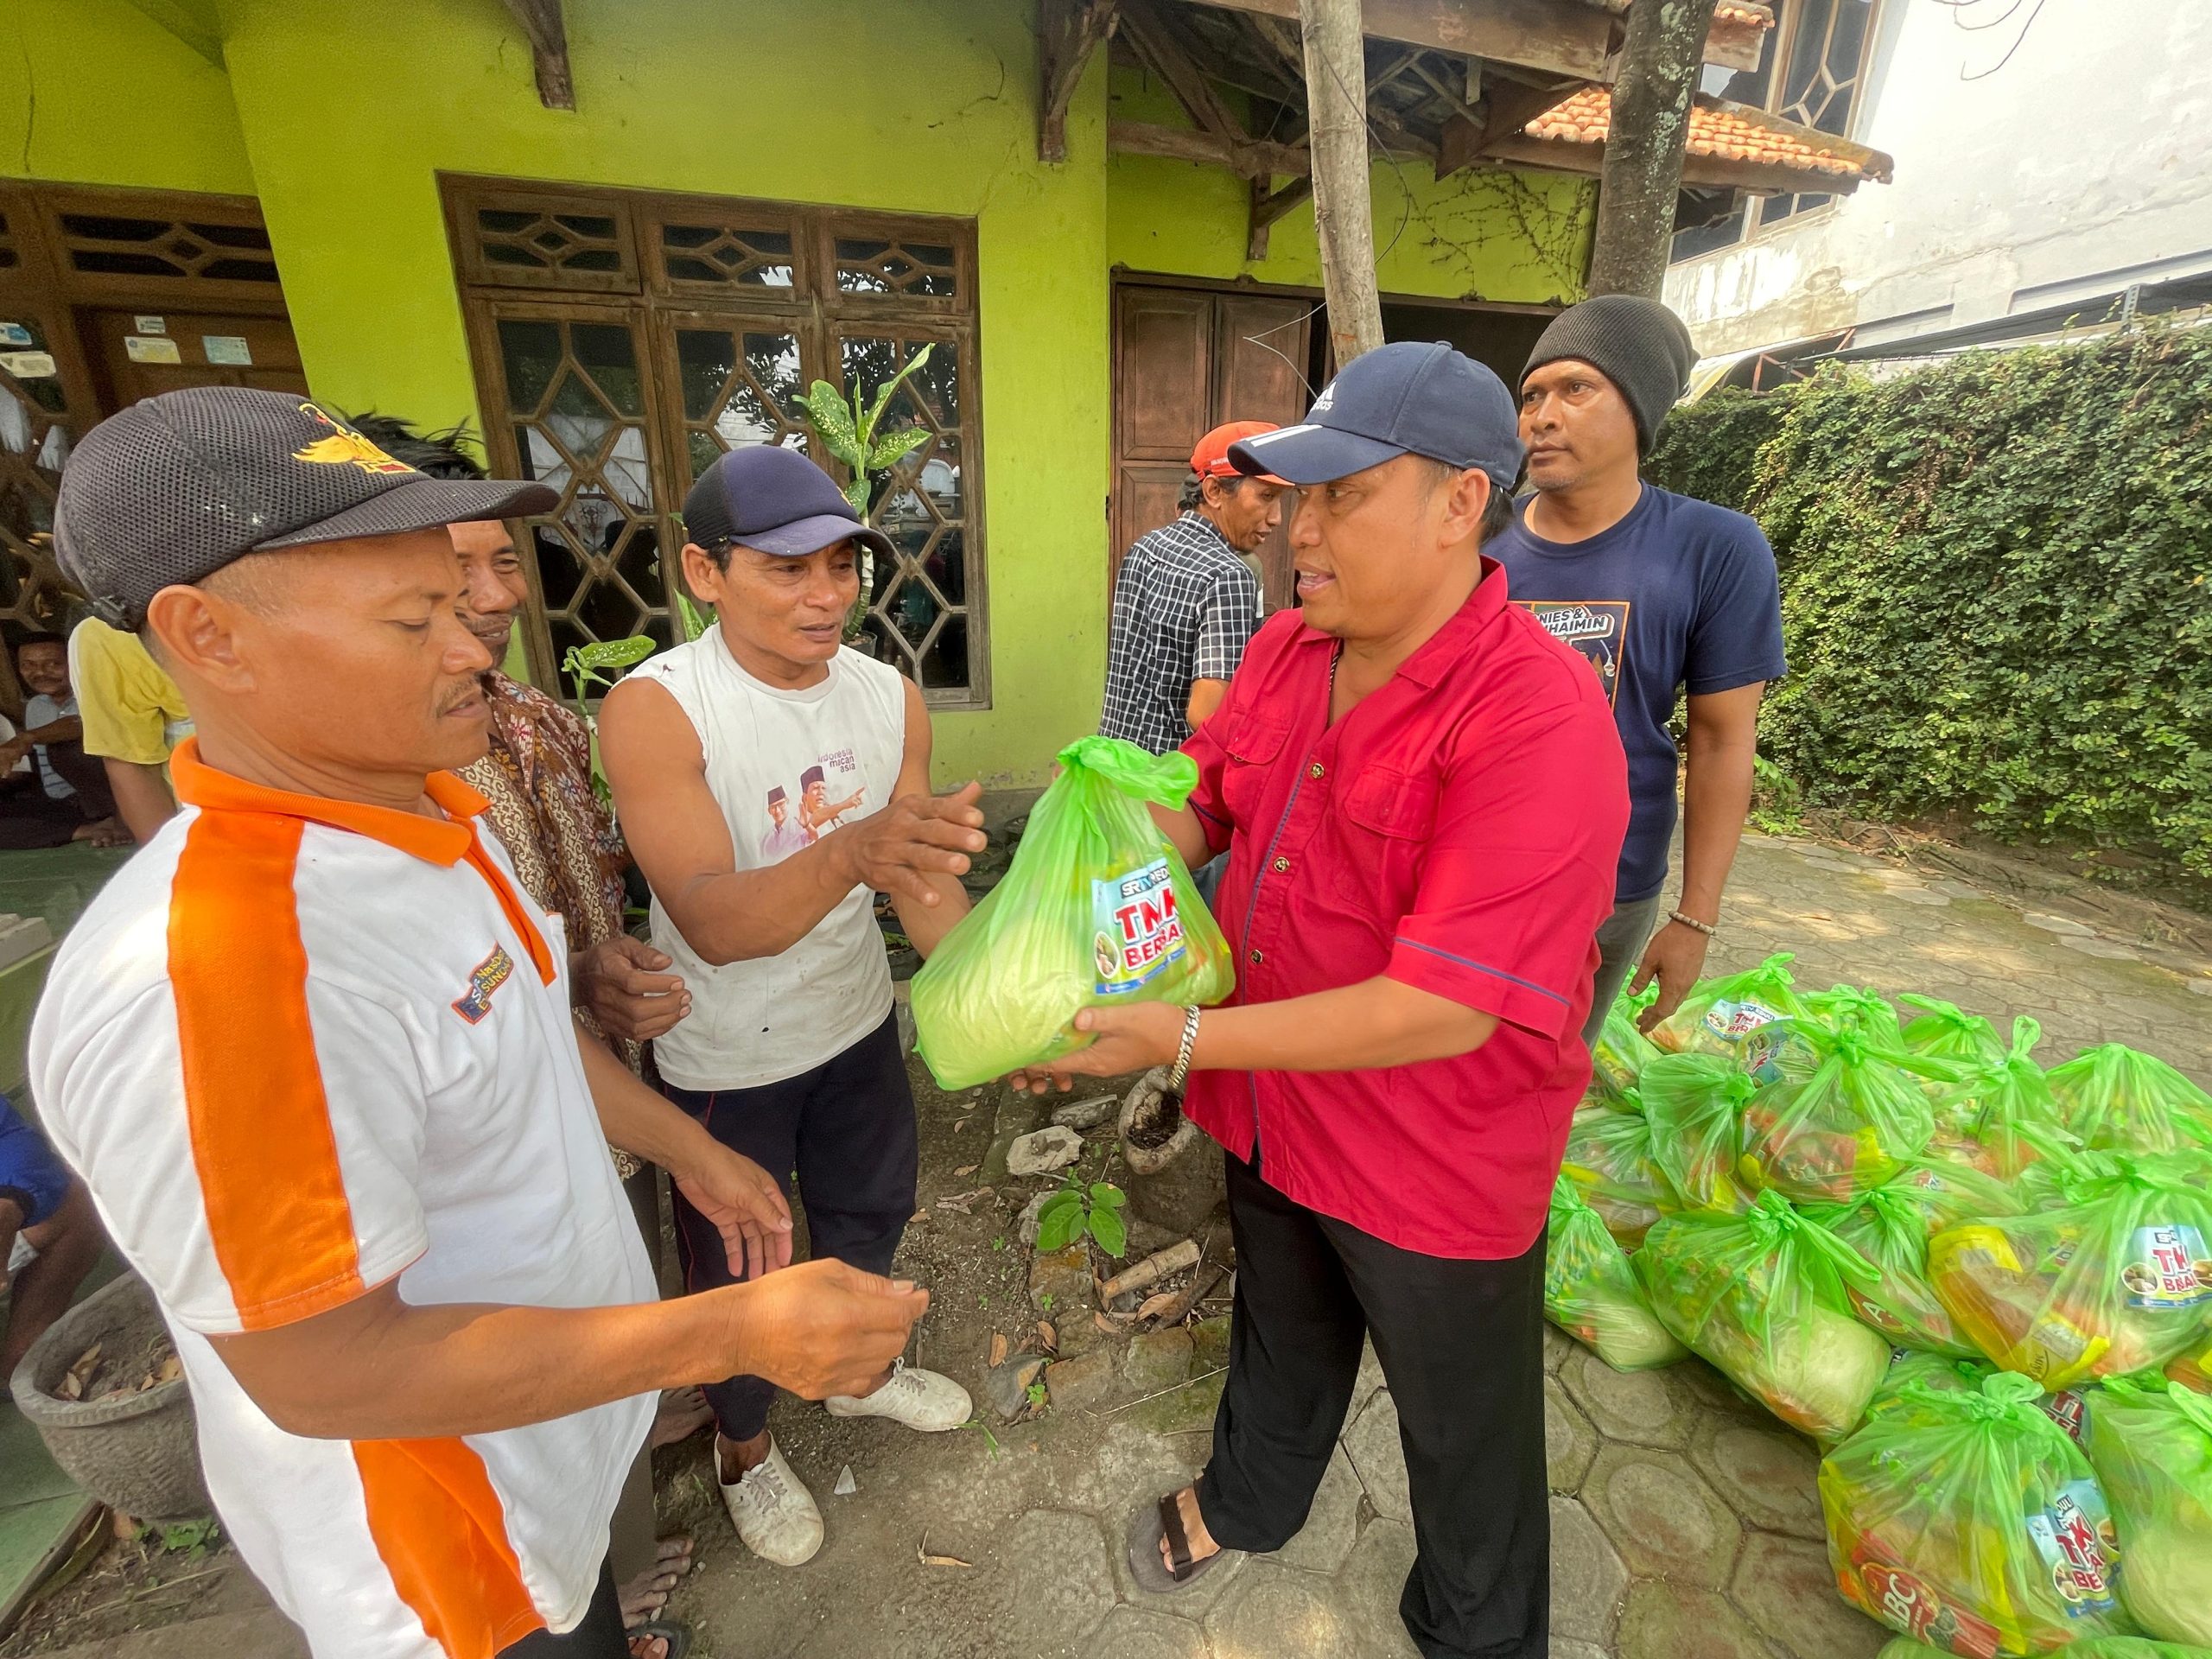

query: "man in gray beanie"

left=1491, top=295, right=1786, bottom=1041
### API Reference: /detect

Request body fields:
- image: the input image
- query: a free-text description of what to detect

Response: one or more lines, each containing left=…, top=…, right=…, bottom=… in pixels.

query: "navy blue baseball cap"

left=681, top=444, right=893, bottom=561
left=1228, top=341, right=1524, bottom=490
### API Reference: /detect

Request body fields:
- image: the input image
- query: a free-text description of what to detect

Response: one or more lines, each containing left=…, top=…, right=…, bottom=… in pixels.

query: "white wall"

left=1663, top=0, right=2212, bottom=356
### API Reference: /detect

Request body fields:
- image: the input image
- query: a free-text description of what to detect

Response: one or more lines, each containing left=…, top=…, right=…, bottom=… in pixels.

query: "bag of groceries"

left=911, top=736, right=1234, bottom=1090
left=1637, top=1189, right=1889, bottom=1441
left=2085, top=1376, right=2212, bottom=1646
left=1647, top=951, right=1811, bottom=1078
left=1543, top=1174, right=1688, bottom=1373
left=1739, top=1023, right=1939, bottom=1203
left=2167, top=1333, right=2212, bottom=1394
left=1806, top=982, right=1908, bottom=1049
left=1560, top=1093, right=1667, bottom=1247
left=1864, top=1351, right=1994, bottom=1427
left=1882, top=1641, right=2211, bottom=1659
left=1588, top=982, right=1662, bottom=1109
left=1928, top=1152, right=2212, bottom=1389
left=1821, top=1370, right=2133, bottom=1655
left=1638, top=1051, right=1757, bottom=1215
left=1815, top=1159, right=2024, bottom=1358
left=1899, top=995, right=2011, bottom=1072
left=2045, top=1045, right=2212, bottom=1158
left=1926, top=1018, right=2074, bottom=1181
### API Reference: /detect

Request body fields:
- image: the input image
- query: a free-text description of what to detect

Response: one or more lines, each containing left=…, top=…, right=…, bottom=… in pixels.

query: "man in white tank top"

left=601, top=446, right=989, bottom=1568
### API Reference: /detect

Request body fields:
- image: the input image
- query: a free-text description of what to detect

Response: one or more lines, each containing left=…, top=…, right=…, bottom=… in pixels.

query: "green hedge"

left=1646, top=328, right=2212, bottom=886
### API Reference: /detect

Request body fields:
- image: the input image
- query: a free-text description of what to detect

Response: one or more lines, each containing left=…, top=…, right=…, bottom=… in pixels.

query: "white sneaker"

left=719, top=1439, right=823, bottom=1567
left=824, top=1360, right=974, bottom=1432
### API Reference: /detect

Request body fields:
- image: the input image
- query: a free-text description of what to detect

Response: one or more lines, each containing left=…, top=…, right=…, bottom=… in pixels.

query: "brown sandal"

left=1126, top=1487, right=1227, bottom=1593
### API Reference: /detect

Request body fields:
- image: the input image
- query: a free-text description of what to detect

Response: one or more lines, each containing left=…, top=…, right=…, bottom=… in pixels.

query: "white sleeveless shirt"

left=630, top=630, right=906, bottom=1090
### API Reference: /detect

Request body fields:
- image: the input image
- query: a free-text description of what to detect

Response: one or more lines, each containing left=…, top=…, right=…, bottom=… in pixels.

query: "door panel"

left=86, top=308, right=306, bottom=406
left=1213, top=295, right=1312, bottom=610
left=1116, top=289, right=1213, bottom=463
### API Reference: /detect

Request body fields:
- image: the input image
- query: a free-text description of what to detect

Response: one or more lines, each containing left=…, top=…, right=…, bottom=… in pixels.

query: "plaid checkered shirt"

left=1100, top=511, right=1264, bottom=755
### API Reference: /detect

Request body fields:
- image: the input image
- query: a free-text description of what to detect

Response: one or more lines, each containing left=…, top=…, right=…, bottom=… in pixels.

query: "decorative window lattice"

left=834, top=238, right=957, bottom=299
left=494, top=316, right=673, bottom=662
left=475, top=207, right=630, bottom=280
left=0, top=315, right=85, bottom=663
left=660, top=223, right=798, bottom=290
left=57, top=213, right=278, bottom=283
left=673, top=325, right=810, bottom=485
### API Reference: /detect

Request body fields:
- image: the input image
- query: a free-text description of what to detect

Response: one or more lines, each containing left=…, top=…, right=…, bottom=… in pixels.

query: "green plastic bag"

left=1638, top=1051, right=1757, bottom=1215
left=2046, top=1045, right=2212, bottom=1157
left=1864, top=1351, right=1994, bottom=1426
left=1543, top=1174, right=1688, bottom=1373
left=1738, top=1023, right=1939, bottom=1203
left=1929, top=1152, right=2212, bottom=1389
left=1899, top=995, right=2011, bottom=1072
left=1588, top=981, right=1661, bottom=1109
left=1560, top=1091, right=1666, bottom=1247
left=911, top=737, right=1234, bottom=1090
left=2086, top=1376, right=2212, bottom=1645
left=1806, top=982, right=1908, bottom=1049
left=1821, top=1371, right=2133, bottom=1655
left=1813, top=1159, right=2024, bottom=1358
left=1637, top=1189, right=1890, bottom=1441
left=1882, top=1641, right=2211, bottom=1659
left=1647, top=950, right=1812, bottom=1079
left=1926, top=1018, right=2074, bottom=1181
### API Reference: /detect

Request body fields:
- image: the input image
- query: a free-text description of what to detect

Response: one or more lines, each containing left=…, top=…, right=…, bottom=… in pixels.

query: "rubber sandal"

left=628, top=1619, right=690, bottom=1659
left=1125, top=1489, right=1228, bottom=1594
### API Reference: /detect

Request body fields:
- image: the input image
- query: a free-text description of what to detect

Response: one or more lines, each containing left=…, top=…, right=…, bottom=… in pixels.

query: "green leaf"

left=860, top=342, right=932, bottom=445
left=1039, top=1192, right=1084, bottom=1224
left=865, top=424, right=931, bottom=474
left=569, top=635, right=658, bottom=672
left=1036, top=1205, right=1080, bottom=1253
left=1086, top=1204, right=1128, bottom=1259
left=802, top=379, right=861, bottom=466
left=842, top=478, right=871, bottom=517
left=1089, top=1183, right=1126, bottom=1211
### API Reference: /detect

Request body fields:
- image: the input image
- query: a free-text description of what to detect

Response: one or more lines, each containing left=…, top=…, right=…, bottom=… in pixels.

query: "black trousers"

left=661, top=1011, right=918, bottom=1442
left=498, top=1562, right=626, bottom=1657
left=1196, top=1153, right=1550, bottom=1659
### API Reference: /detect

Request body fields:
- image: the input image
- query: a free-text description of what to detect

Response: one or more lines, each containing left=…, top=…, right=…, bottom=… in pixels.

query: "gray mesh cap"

left=53, top=387, right=557, bottom=627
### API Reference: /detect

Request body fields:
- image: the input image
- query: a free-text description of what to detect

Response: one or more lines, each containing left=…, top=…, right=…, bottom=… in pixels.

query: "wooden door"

left=85, top=308, right=307, bottom=406
left=1109, top=283, right=1312, bottom=610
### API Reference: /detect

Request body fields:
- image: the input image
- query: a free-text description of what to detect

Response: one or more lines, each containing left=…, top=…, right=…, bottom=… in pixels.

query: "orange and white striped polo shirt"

left=29, top=741, right=654, bottom=1659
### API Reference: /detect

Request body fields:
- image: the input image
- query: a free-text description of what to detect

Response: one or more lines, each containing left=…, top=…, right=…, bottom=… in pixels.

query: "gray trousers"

left=1581, top=895, right=1665, bottom=1047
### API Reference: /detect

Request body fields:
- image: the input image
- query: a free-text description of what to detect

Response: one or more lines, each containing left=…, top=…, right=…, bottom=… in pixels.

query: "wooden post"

left=1586, top=0, right=1719, bottom=297
left=1298, top=0, right=1384, bottom=364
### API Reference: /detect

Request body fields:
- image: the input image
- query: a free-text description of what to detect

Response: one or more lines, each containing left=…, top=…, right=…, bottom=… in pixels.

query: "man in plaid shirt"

left=1101, top=422, right=1289, bottom=754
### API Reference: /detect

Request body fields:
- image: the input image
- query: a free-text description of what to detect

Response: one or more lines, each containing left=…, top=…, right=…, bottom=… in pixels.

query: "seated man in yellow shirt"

left=67, top=616, right=193, bottom=842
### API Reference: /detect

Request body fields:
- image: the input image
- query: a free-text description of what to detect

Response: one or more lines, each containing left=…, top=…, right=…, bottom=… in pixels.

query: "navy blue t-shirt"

left=1489, top=485, right=1786, bottom=905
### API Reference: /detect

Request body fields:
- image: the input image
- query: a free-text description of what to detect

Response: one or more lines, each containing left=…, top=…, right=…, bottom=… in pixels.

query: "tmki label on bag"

left=1091, top=857, right=1187, bottom=995
left=2024, top=1479, right=2120, bottom=1618
left=2118, top=1221, right=2212, bottom=1310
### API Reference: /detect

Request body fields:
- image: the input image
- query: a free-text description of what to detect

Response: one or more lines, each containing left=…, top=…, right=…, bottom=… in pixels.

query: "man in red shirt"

left=1017, top=342, right=1628, bottom=1656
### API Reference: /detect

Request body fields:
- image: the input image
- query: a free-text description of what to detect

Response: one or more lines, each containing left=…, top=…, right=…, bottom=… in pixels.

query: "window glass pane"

left=659, top=223, right=795, bottom=288
left=672, top=327, right=807, bottom=486
left=1671, top=192, right=1749, bottom=262
left=836, top=238, right=957, bottom=298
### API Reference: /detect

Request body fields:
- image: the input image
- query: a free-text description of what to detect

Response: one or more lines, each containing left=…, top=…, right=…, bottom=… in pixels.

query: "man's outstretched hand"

left=834, top=782, right=987, bottom=911
left=671, top=1142, right=794, bottom=1281
left=574, top=935, right=690, bottom=1042
left=732, top=1260, right=930, bottom=1401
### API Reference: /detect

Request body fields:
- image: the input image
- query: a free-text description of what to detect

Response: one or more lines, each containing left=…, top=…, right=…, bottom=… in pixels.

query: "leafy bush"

left=1648, top=328, right=2212, bottom=887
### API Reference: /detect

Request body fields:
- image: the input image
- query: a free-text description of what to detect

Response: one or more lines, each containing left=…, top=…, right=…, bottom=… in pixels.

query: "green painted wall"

left=211, top=0, right=1109, bottom=788
left=1106, top=61, right=1592, bottom=304
left=0, top=0, right=254, bottom=194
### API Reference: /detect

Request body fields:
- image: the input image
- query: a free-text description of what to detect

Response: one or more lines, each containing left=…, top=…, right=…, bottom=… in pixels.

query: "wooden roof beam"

left=1040, top=0, right=1122, bottom=163
left=1120, top=0, right=1247, bottom=140
left=1109, top=120, right=1311, bottom=179
left=499, top=0, right=575, bottom=110
left=1248, top=174, right=1313, bottom=258
left=1434, top=76, right=1581, bottom=176
left=1185, top=0, right=1613, bottom=84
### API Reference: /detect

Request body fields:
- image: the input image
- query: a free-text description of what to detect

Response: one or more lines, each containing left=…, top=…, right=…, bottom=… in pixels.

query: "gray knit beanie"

left=1522, top=296, right=1697, bottom=454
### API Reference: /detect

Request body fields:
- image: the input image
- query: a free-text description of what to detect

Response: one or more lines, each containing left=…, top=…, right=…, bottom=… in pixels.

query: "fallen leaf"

left=910, top=1210, right=929, bottom=1223
left=112, top=1513, right=141, bottom=1542
left=1036, top=1320, right=1057, bottom=1351
left=1093, top=1312, right=1117, bottom=1336
left=56, top=1373, right=81, bottom=1401
left=953, top=1165, right=979, bottom=1178
left=60, top=1340, right=102, bottom=1401
left=918, top=1533, right=972, bottom=1568
left=833, top=1464, right=857, bottom=1497
left=988, top=1332, right=1008, bottom=1369
left=1136, top=1291, right=1179, bottom=1322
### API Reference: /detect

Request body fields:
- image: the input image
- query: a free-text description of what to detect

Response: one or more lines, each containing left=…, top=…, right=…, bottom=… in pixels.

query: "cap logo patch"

left=1311, top=382, right=1337, bottom=414
left=292, top=403, right=413, bottom=475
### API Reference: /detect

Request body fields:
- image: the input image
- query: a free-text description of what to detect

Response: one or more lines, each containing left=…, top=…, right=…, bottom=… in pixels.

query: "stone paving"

left=12, top=829, right=2209, bottom=1659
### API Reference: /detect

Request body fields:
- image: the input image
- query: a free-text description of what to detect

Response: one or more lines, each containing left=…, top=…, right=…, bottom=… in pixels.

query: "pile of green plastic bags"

left=1548, top=957, right=2212, bottom=1655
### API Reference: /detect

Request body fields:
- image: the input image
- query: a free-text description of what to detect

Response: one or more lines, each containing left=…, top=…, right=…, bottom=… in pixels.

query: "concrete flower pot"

left=1117, top=1067, right=1225, bottom=1236
left=10, top=1274, right=208, bottom=1521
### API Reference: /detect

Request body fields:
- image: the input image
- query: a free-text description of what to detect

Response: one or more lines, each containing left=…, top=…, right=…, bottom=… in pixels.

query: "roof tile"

left=1523, top=86, right=1872, bottom=180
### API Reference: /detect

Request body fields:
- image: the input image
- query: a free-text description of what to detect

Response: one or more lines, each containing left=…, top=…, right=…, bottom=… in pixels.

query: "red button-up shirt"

left=1181, top=560, right=1629, bottom=1258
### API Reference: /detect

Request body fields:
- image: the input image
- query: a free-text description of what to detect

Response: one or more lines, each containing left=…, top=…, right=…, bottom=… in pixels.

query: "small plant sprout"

left=1035, top=1168, right=1130, bottom=1260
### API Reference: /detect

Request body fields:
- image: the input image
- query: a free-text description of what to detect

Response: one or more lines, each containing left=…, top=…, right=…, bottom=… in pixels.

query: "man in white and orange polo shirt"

left=30, top=389, right=930, bottom=1659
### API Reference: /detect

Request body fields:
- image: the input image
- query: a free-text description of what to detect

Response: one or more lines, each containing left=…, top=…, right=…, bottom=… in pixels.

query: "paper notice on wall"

left=0, top=352, right=58, bottom=379
left=0, top=322, right=33, bottom=347
left=124, top=335, right=183, bottom=365
left=134, top=315, right=168, bottom=334
left=202, top=335, right=253, bottom=365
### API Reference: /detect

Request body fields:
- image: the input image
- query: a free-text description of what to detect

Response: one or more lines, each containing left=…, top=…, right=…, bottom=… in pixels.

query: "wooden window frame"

left=442, top=175, right=990, bottom=708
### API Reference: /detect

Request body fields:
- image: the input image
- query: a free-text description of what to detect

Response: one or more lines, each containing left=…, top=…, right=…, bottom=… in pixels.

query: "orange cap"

left=1190, top=420, right=1289, bottom=486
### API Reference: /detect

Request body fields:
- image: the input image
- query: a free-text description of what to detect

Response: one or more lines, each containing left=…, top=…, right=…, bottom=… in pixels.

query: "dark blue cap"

left=680, top=444, right=894, bottom=561
left=1228, top=340, right=1524, bottom=490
